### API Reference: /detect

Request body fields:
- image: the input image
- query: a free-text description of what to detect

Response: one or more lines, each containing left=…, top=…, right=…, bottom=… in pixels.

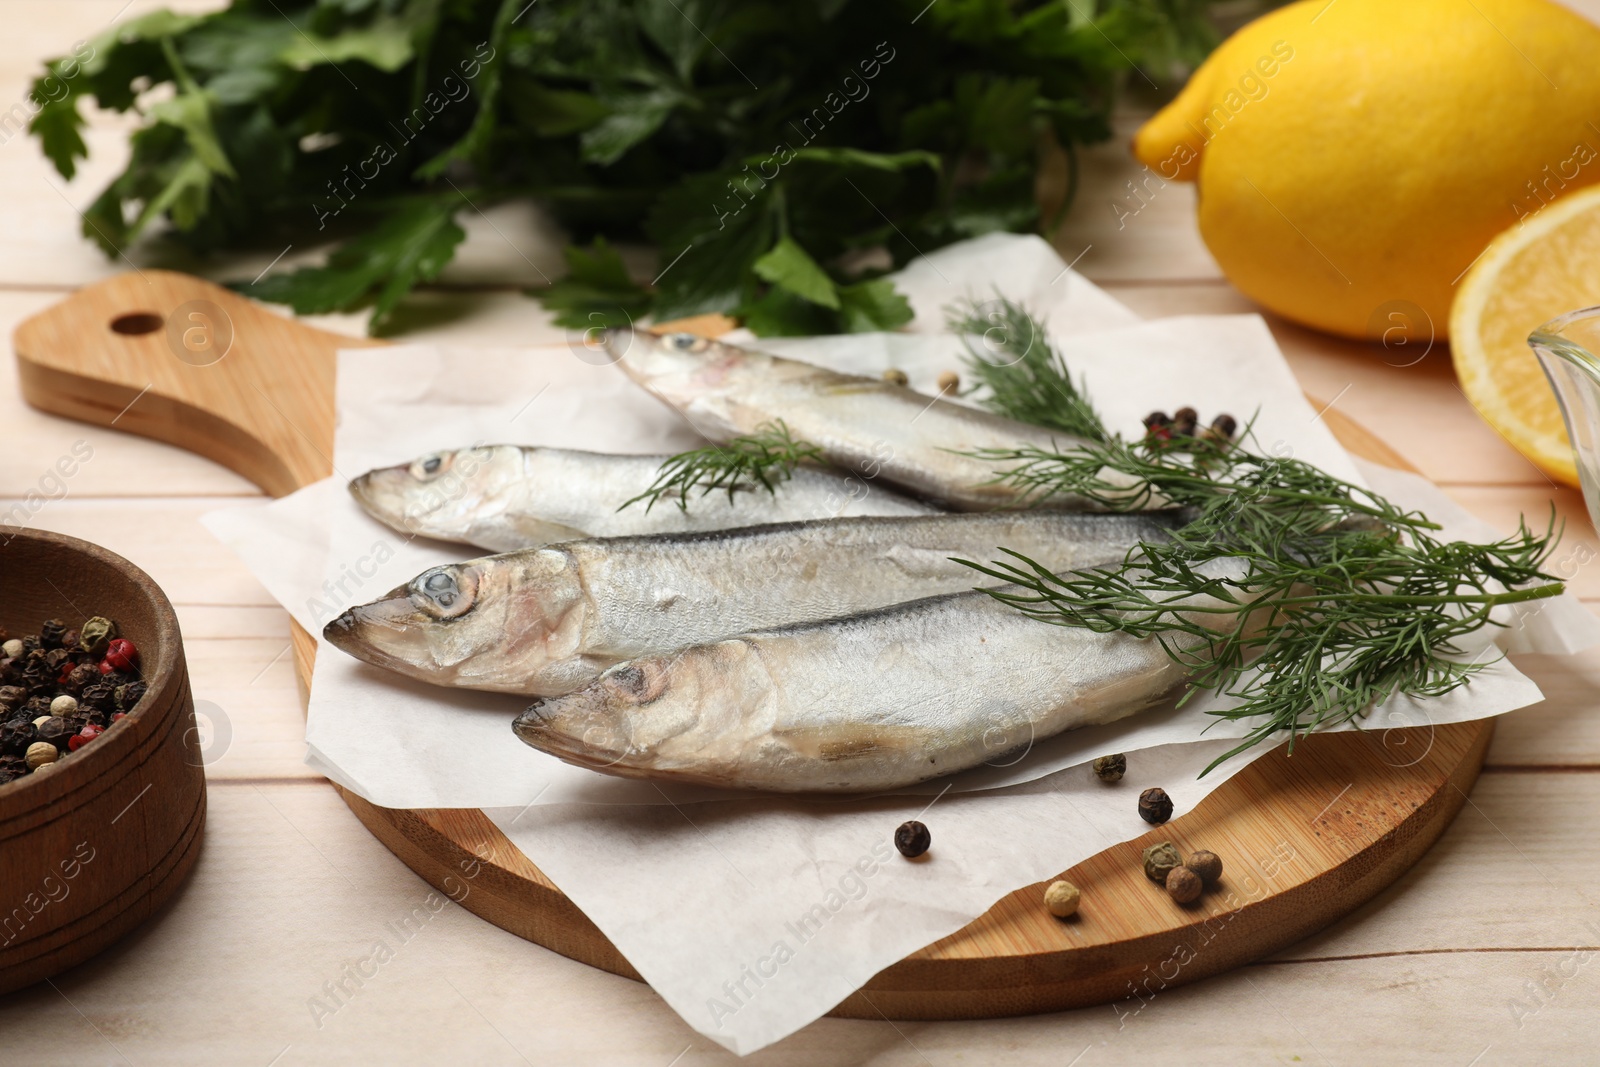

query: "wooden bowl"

left=0, top=528, right=205, bottom=994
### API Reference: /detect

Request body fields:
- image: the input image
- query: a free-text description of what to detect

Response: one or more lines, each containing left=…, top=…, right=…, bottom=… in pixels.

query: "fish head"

left=606, top=329, right=770, bottom=426
left=349, top=445, right=523, bottom=542
left=513, top=641, right=771, bottom=782
left=323, top=551, right=587, bottom=692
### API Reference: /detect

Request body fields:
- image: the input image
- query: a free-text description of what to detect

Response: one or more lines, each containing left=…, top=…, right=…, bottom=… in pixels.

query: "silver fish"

left=349, top=444, right=936, bottom=553
left=512, top=589, right=1191, bottom=792
left=607, top=329, right=1122, bottom=511
left=323, top=512, right=1171, bottom=697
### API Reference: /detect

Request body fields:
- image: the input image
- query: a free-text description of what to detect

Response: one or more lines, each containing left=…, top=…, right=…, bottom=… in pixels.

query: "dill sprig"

left=620, top=420, right=825, bottom=513
left=961, top=432, right=1566, bottom=773
left=946, top=294, right=1108, bottom=442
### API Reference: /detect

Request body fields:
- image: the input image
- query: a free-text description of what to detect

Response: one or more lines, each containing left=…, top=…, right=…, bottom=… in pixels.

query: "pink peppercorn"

left=102, top=638, right=139, bottom=673
left=68, top=724, right=105, bottom=751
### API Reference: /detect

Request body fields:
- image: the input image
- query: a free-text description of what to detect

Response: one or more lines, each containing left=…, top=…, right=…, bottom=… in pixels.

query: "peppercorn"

left=1043, top=880, right=1081, bottom=918
left=936, top=370, right=960, bottom=394
left=1138, top=787, right=1174, bottom=825
left=85, top=708, right=108, bottom=727
left=882, top=368, right=909, bottom=387
left=78, top=617, right=117, bottom=659
left=1211, top=414, right=1238, bottom=440
left=68, top=724, right=104, bottom=752
left=60, top=627, right=80, bottom=651
left=1143, top=411, right=1172, bottom=430
left=80, top=683, right=115, bottom=711
left=1141, top=841, right=1184, bottom=884
left=25, top=741, right=58, bottom=769
left=895, top=820, right=931, bottom=858
left=102, top=638, right=139, bottom=674
left=39, top=619, right=67, bottom=649
left=35, top=717, right=73, bottom=747
left=0, top=685, right=26, bottom=710
left=1171, top=406, right=1199, bottom=437
left=24, top=696, right=51, bottom=718
left=2, top=638, right=23, bottom=660
left=0, top=753, right=24, bottom=782
left=1165, top=865, right=1203, bottom=904
left=1187, top=850, right=1223, bottom=886
left=49, top=695, right=78, bottom=718
left=1092, top=753, right=1126, bottom=782
left=0, top=720, right=33, bottom=756
left=63, top=663, right=98, bottom=694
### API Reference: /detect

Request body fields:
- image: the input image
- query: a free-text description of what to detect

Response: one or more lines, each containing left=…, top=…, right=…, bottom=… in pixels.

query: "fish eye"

left=664, top=332, right=708, bottom=353
left=601, top=660, right=669, bottom=704
left=410, top=566, right=476, bottom=619
left=410, top=453, right=453, bottom=480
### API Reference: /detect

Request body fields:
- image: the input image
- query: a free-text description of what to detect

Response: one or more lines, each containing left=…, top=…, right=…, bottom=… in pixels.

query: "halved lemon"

left=1452, top=185, right=1600, bottom=487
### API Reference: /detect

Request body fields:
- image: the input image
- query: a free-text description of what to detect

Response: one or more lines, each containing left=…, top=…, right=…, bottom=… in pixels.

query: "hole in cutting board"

left=110, top=312, right=164, bottom=335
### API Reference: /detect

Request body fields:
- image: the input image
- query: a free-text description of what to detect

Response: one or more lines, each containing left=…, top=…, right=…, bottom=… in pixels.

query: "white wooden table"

left=3, top=3, right=1599, bottom=1062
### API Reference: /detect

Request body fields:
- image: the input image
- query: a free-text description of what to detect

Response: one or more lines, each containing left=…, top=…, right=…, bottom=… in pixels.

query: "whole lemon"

left=1133, top=0, right=1600, bottom=341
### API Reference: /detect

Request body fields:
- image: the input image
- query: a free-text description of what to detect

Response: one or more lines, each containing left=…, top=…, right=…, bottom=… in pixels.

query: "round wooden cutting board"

left=14, top=271, right=1493, bottom=1019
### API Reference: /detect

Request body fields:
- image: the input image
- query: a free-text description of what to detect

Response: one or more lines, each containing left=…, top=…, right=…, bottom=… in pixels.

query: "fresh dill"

left=961, top=432, right=1565, bottom=772
left=946, top=295, right=1108, bottom=442
left=620, top=420, right=825, bottom=513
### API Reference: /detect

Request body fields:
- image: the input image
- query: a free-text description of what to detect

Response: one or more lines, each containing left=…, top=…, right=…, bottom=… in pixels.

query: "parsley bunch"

left=28, top=0, right=1244, bottom=334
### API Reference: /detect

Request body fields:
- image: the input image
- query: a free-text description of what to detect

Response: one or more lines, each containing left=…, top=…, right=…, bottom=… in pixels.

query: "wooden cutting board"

left=13, top=270, right=1493, bottom=1019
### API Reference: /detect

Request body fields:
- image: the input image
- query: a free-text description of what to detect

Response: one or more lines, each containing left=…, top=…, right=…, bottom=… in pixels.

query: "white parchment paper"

left=201, top=233, right=1600, bottom=1054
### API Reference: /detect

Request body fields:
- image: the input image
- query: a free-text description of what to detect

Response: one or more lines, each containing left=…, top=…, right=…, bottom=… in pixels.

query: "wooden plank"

left=0, top=776, right=1593, bottom=1063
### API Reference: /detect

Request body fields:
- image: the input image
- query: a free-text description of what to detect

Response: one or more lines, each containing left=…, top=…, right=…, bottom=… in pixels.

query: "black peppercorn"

left=1142, top=411, right=1172, bottom=430
left=39, top=619, right=67, bottom=649
left=84, top=708, right=108, bottom=728
left=21, top=635, right=41, bottom=655
left=64, top=664, right=98, bottom=694
left=0, top=685, right=25, bottom=710
left=0, top=753, right=25, bottom=783
left=44, top=648, right=70, bottom=672
left=24, top=696, right=51, bottom=719
left=60, top=628, right=80, bottom=653
left=1171, top=406, right=1199, bottom=437
left=0, top=720, right=34, bottom=756
left=1138, top=787, right=1174, bottom=825
left=895, top=820, right=932, bottom=858
left=35, top=717, right=73, bottom=748
left=1211, top=413, right=1238, bottom=440
left=114, top=681, right=148, bottom=710
left=80, top=683, right=116, bottom=711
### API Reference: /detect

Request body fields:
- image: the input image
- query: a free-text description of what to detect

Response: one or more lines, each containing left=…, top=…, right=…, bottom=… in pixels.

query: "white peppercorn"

left=1043, top=880, right=1080, bottom=918
left=50, top=694, right=79, bottom=717
left=25, top=742, right=58, bottom=769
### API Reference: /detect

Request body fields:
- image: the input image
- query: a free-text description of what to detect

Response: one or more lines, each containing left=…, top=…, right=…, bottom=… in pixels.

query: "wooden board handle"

left=13, top=271, right=379, bottom=497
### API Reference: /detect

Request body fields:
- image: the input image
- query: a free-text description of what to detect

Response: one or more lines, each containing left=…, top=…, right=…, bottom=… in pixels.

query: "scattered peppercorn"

left=1143, top=411, right=1172, bottom=430
left=936, top=370, right=960, bottom=394
left=1210, top=413, right=1238, bottom=440
left=1187, top=850, right=1223, bottom=886
left=1138, top=787, right=1174, bottom=825
left=1171, top=406, right=1199, bottom=437
left=1165, top=865, right=1203, bottom=904
left=894, top=820, right=931, bottom=858
left=1092, top=753, right=1126, bottom=782
left=1043, top=880, right=1081, bottom=918
left=881, top=368, right=909, bottom=387
left=1141, top=841, right=1184, bottom=884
